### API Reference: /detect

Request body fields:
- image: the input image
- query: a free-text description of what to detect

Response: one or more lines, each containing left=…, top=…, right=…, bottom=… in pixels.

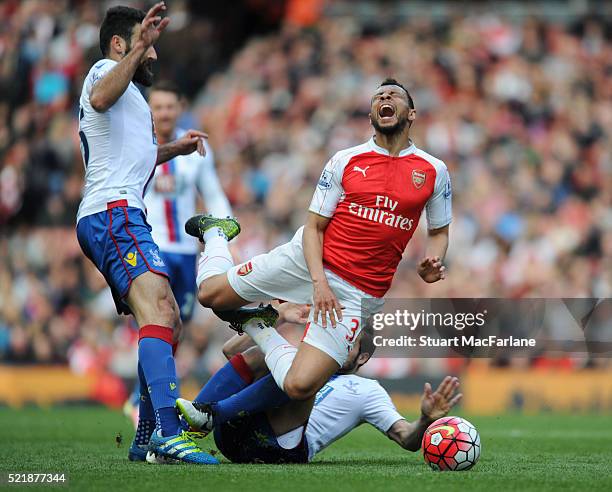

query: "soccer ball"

left=422, top=416, right=481, bottom=471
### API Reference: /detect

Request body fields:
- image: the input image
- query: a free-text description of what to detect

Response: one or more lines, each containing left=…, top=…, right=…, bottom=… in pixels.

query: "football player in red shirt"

left=186, top=78, right=451, bottom=404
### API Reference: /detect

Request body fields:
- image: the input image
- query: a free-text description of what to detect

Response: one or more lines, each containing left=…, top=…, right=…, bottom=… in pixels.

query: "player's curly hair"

left=99, top=6, right=146, bottom=57
left=379, top=78, right=415, bottom=110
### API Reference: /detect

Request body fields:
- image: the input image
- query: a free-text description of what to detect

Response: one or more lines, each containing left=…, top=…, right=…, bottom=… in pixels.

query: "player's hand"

left=420, top=376, right=462, bottom=421
left=277, top=303, right=311, bottom=324
left=417, top=256, right=446, bottom=283
left=175, top=129, right=208, bottom=156
left=139, top=2, right=170, bottom=49
left=312, top=281, right=343, bottom=328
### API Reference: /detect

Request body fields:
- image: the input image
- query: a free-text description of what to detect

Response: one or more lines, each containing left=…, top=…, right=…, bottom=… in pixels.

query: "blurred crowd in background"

left=0, top=0, right=610, bottom=387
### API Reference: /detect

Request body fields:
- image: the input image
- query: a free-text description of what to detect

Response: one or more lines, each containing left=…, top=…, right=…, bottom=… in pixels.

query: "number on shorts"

left=346, top=318, right=359, bottom=342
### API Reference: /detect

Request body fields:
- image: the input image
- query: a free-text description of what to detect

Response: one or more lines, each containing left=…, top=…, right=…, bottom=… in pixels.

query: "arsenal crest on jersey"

left=412, top=169, right=426, bottom=189
left=237, top=261, right=253, bottom=276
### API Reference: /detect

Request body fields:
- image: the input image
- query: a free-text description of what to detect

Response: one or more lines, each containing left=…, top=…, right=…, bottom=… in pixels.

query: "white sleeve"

left=361, top=382, right=405, bottom=434
left=425, top=164, right=452, bottom=230
left=308, top=155, right=344, bottom=218
left=87, top=59, right=117, bottom=93
left=197, top=142, right=233, bottom=218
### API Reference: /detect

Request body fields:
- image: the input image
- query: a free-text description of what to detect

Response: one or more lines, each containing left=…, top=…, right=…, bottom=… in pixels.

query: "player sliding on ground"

left=173, top=310, right=462, bottom=463
left=186, top=78, right=452, bottom=410
left=75, top=3, right=217, bottom=464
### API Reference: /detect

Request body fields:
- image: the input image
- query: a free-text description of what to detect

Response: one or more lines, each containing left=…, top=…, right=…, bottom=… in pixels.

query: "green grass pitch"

left=0, top=407, right=610, bottom=491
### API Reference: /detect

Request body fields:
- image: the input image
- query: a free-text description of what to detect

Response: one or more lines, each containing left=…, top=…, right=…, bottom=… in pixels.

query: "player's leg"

left=77, top=207, right=207, bottom=463
left=117, top=206, right=218, bottom=463
left=126, top=272, right=218, bottom=464
left=241, top=268, right=381, bottom=400
left=126, top=270, right=182, bottom=433
left=241, top=300, right=367, bottom=400
left=213, top=412, right=309, bottom=464
left=178, top=356, right=291, bottom=434
left=187, top=217, right=314, bottom=312
left=266, top=397, right=314, bottom=437
left=126, top=252, right=181, bottom=439
left=283, top=343, right=340, bottom=400
left=177, top=325, right=303, bottom=431
left=184, top=214, right=248, bottom=310
left=239, top=316, right=339, bottom=400
left=205, top=342, right=311, bottom=464
left=197, top=268, right=247, bottom=310
left=160, top=252, right=197, bottom=323
left=127, top=361, right=156, bottom=460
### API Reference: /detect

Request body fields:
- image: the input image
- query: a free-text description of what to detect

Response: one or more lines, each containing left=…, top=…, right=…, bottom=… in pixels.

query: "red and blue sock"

left=212, top=374, right=290, bottom=425
left=138, top=325, right=180, bottom=437
left=194, top=353, right=254, bottom=404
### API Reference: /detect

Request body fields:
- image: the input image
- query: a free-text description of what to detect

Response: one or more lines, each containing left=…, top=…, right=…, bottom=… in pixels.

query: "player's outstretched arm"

left=156, top=130, right=208, bottom=164
left=90, top=46, right=147, bottom=112
left=387, top=376, right=462, bottom=451
left=90, top=2, right=169, bottom=112
left=417, top=225, right=449, bottom=283
left=303, top=212, right=343, bottom=328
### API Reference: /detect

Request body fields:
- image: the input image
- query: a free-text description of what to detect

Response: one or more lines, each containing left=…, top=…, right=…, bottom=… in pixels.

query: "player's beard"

left=337, top=358, right=359, bottom=375
left=133, top=59, right=154, bottom=87
left=370, top=112, right=409, bottom=136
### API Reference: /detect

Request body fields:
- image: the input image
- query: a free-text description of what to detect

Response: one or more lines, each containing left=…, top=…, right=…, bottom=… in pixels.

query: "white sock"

left=203, top=226, right=227, bottom=242
left=196, top=235, right=234, bottom=287
left=243, top=320, right=297, bottom=391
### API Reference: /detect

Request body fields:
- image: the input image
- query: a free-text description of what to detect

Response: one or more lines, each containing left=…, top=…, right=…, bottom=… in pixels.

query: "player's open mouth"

left=378, top=104, right=396, bottom=120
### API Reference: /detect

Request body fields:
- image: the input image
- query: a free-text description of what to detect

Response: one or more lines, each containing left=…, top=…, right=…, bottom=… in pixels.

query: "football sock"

left=197, top=235, right=234, bottom=287
left=130, top=382, right=141, bottom=406
left=156, top=407, right=180, bottom=436
left=137, top=362, right=155, bottom=420
left=134, top=418, right=156, bottom=446
left=243, top=320, right=298, bottom=391
left=194, top=354, right=254, bottom=404
left=203, top=227, right=226, bottom=242
left=138, top=325, right=180, bottom=437
left=134, top=362, right=155, bottom=446
left=212, top=374, right=290, bottom=425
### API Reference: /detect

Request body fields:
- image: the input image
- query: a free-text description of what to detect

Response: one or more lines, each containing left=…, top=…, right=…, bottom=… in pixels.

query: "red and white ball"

left=422, top=416, right=481, bottom=471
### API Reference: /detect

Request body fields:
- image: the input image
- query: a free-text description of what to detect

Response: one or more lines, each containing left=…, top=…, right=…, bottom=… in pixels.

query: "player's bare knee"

left=284, top=376, right=318, bottom=401
left=197, top=282, right=218, bottom=308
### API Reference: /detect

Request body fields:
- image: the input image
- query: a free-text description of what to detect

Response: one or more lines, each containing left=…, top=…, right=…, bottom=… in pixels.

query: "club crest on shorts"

left=237, top=261, right=253, bottom=276
left=412, top=169, right=426, bottom=189
left=149, top=248, right=165, bottom=268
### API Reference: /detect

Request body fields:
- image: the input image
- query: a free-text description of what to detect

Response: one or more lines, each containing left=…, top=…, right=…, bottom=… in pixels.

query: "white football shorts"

left=226, top=226, right=384, bottom=365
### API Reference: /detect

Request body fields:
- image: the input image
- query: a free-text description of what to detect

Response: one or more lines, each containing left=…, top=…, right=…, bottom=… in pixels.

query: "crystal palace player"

left=186, top=78, right=451, bottom=405
left=145, top=80, right=232, bottom=323
left=123, top=80, right=233, bottom=427
left=75, top=3, right=217, bottom=464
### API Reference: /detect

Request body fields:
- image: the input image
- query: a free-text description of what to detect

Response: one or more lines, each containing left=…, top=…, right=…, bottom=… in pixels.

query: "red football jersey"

left=309, top=138, right=452, bottom=297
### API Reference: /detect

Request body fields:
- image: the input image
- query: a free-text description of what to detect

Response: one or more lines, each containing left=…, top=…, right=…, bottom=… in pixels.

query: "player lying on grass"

left=171, top=304, right=462, bottom=464
left=184, top=78, right=452, bottom=418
